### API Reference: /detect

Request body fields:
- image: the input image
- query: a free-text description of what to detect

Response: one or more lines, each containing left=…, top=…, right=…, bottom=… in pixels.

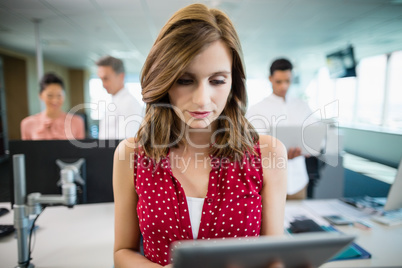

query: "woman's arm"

left=113, top=138, right=162, bottom=268
left=72, top=115, right=85, bottom=140
left=20, top=117, right=31, bottom=140
left=259, top=134, right=288, bottom=236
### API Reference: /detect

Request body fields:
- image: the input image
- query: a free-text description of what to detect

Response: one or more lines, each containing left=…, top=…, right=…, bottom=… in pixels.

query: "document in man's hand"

left=273, top=123, right=327, bottom=156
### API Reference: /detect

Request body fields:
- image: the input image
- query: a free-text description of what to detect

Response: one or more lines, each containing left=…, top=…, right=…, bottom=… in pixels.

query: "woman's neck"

left=183, top=124, right=217, bottom=151
left=45, top=109, right=62, bottom=119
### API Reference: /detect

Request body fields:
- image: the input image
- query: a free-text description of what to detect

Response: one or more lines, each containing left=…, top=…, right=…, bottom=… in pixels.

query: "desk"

left=0, top=202, right=114, bottom=268
left=1, top=200, right=401, bottom=267
left=287, top=200, right=402, bottom=268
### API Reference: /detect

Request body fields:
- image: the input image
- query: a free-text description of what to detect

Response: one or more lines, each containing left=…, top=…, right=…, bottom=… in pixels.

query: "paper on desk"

left=302, top=199, right=373, bottom=221
left=284, top=203, right=329, bottom=229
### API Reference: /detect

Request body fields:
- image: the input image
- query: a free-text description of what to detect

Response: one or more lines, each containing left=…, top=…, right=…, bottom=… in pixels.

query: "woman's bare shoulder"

left=114, top=137, right=139, bottom=162
left=258, top=134, right=287, bottom=158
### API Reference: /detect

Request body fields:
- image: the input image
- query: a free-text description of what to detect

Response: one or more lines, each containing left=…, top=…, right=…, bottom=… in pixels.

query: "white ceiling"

left=1, top=0, right=402, bottom=80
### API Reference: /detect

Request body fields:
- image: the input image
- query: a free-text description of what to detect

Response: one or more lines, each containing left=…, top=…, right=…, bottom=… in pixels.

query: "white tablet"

left=171, top=232, right=355, bottom=268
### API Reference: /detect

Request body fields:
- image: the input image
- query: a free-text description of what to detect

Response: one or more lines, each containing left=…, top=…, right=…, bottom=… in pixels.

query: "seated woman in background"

left=20, top=72, right=85, bottom=140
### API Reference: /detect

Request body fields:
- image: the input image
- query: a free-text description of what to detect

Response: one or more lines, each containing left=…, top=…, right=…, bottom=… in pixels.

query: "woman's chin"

left=187, top=122, right=211, bottom=130
left=47, top=107, right=62, bottom=113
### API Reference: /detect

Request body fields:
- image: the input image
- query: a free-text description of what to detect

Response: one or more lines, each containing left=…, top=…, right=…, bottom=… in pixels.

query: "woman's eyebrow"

left=181, top=71, right=231, bottom=77
left=210, top=71, right=231, bottom=76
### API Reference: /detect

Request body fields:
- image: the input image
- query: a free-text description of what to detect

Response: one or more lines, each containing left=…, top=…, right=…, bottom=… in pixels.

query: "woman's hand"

left=227, top=260, right=312, bottom=268
left=267, top=260, right=312, bottom=268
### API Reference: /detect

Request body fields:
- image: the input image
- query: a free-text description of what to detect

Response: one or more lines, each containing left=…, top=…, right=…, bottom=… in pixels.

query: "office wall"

left=0, top=47, right=73, bottom=114
left=68, top=69, right=85, bottom=110
left=1, top=55, right=29, bottom=140
left=344, top=169, right=391, bottom=197
left=341, top=127, right=402, bottom=168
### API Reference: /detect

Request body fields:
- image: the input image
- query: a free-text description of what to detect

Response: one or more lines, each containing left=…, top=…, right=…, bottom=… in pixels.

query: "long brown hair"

left=137, top=3, right=258, bottom=161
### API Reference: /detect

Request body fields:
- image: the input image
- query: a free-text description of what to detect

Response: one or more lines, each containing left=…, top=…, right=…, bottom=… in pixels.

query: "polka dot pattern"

left=133, top=146, right=263, bottom=266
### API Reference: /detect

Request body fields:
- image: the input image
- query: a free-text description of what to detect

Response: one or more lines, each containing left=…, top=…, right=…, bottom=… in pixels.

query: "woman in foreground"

left=113, top=4, right=287, bottom=268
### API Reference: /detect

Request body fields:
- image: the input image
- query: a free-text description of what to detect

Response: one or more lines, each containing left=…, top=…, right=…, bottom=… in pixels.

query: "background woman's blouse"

left=20, top=111, right=85, bottom=140
left=134, top=146, right=263, bottom=266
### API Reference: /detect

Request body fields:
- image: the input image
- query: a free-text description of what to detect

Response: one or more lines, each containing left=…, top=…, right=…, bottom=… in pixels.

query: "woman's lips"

left=188, top=111, right=211, bottom=119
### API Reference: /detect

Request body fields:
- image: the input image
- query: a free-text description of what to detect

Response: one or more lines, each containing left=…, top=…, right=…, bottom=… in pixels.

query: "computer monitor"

left=384, top=158, right=402, bottom=211
left=9, top=139, right=119, bottom=205
left=326, top=45, right=357, bottom=79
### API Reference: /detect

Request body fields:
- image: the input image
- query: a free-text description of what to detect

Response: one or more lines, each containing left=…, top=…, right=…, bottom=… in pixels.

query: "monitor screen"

left=384, top=157, right=402, bottom=211
left=326, top=45, right=357, bottom=79
left=9, top=139, right=119, bottom=206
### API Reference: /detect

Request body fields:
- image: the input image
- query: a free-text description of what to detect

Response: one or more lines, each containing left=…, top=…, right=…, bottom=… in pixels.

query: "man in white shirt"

left=246, top=58, right=318, bottom=199
left=96, top=56, right=144, bottom=140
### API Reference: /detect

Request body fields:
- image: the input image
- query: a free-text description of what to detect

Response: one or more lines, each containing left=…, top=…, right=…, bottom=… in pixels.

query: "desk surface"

left=1, top=200, right=401, bottom=268
left=0, top=202, right=114, bottom=268
left=287, top=200, right=402, bottom=268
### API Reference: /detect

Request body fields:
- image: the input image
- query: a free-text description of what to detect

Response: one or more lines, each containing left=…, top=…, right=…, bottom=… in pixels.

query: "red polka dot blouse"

left=134, top=145, right=263, bottom=265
